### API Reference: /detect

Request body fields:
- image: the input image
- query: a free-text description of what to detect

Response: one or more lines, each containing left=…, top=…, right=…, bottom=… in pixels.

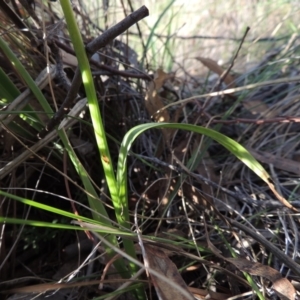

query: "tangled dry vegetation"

left=1, top=1, right=300, bottom=300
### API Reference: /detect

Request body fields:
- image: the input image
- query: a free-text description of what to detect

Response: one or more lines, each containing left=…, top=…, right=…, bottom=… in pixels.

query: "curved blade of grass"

left=116, top=122, right=271, bottom=228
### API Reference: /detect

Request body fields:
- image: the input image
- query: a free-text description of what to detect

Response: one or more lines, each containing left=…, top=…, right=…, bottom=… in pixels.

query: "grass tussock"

left=1, top=1, right=300, bottom=300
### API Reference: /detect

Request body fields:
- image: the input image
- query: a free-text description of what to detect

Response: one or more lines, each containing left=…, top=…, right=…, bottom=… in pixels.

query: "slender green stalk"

left=0, top=67, right=20, bottom=101
left=0, top=36, right=52, bottom=124
left=59, top=2, right=142, bottom=297
left=60, top=0, right=118, bottom=203
left=140, top=0, right=176, bottom=68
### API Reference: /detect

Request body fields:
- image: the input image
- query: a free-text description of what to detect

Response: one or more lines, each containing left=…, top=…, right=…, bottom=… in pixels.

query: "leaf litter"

left=1, top=1, right=300, bottom=300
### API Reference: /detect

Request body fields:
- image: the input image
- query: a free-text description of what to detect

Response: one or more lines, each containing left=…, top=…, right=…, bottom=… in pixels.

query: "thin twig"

left=227, top=218, right=300, bottom=277
left=150, top=33, right=293, bottom=43
left=216, top=26, right=250, bottom=88
left=155, top=75, right=300, bottom=115
left=210, top=116, right=300, bottom=125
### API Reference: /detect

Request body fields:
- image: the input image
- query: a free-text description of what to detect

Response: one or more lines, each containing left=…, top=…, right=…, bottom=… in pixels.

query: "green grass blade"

left=59, top=1, right=139, bottom=289
left=57, top=132, right=131, bottom=278
left=0, top=189, right=101, bottom=223
left=118, top=123, right=269, bottom=190
left=140, top=0, right=177, bottom=68
left=60, top=0, right=118, bottom=217
left=117, top=122, right=271, bottom=233
left=0, top=67, right=20, bottom=102
left=0, top=36, right=52, bottom=125
left=0, top=218, right=133, bottom=236
left=0, top=65, right=47, bottom=132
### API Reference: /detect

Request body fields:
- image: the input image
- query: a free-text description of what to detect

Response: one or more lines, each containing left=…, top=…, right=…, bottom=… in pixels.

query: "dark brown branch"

left=53, top=40, right=152, bottom=80
left=86, top=5, right=149, bottom=54
left=38, top=5, right=149, bottom=139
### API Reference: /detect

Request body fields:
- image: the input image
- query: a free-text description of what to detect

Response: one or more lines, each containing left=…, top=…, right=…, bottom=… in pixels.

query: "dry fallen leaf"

left=196, top=57, right=235, bottom=87
left=145, top=69, right=174, bottom=147
left=145, top=69, right=172, bottom=123
left=144, top=244, right=194, bottom=300
left=227, top=258, right=296, bottom=300
left=188, top=286, right=230, bottom=300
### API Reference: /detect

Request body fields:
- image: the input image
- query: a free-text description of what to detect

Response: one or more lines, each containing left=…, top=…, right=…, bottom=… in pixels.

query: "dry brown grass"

left=1, top=1, right=300, bottom=299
